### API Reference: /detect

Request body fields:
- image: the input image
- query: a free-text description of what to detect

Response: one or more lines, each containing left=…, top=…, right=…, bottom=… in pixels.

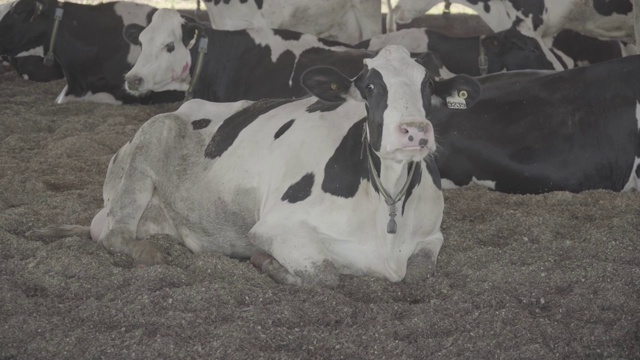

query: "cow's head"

left=302, top=45, right=480, bottom=162
left=482, top=19, right=564, bottom=72
left=0, top=0, right=54, bottom=56
left=122, top=9, right=201, bottom=94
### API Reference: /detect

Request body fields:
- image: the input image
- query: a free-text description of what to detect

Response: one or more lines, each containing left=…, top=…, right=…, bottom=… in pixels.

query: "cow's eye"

left=166, top=42, right=175, bottom=53
left=366, top=83, right=375, bottom=91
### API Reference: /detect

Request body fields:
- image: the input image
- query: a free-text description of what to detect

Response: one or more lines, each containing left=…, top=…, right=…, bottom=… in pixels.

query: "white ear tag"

left=446, top=90, right=468, bottom=109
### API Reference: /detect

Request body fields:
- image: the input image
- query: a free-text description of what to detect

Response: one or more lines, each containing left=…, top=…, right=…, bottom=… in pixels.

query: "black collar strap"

left=184, top=33, right=208, bottom=101
left=43, top=6, right=63, bottom=66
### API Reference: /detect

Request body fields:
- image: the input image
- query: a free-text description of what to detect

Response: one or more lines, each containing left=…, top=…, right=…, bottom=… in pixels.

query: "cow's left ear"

left=432, top=75, right=481, bottom=110
left=123, top=24, right=144, bottom=46
left=301, top=66, right=353, bottom=103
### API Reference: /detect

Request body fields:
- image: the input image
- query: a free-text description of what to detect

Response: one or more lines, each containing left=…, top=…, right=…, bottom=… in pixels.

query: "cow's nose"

left=125, top=75, right=144, bottom=91
left=398, top=121, right=432, bottom=149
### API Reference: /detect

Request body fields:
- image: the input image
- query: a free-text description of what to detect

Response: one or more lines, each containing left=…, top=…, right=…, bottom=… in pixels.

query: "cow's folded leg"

left=249, top=222, right=340, bottom=287
left=404, top=235, right=443, bottom=283
left=250, top=253, right=302, bottom=286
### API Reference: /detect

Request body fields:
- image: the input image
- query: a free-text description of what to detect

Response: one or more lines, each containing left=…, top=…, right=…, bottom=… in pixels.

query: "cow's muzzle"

left=124, top=74, right=144, bottom=93
left=397, top=121, right=433, bottom=149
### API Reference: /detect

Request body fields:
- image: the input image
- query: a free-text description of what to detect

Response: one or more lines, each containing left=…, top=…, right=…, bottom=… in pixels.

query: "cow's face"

left=0, top=0, right=52, bottom=56
left=123, top=9, right=198, bottom=94
left=302, top=45, right=481, bottom=162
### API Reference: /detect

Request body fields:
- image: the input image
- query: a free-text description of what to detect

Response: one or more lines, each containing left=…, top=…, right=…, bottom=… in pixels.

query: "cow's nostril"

left=408, top=135, right=414, bottom=142
left=419, top=138, right=428, bottom=147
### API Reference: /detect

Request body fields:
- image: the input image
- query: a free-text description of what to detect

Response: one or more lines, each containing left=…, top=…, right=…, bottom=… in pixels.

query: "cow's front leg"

left=404, top=232, right=443, bottom=283
left=249, top=221, right=340, bottom=287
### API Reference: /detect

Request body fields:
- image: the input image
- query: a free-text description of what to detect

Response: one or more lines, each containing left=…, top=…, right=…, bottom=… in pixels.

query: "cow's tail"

left=28, top=225, right=91, bottom=239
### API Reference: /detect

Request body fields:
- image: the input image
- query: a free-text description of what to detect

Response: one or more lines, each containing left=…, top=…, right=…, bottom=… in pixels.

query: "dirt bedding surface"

left=1, top=66, right=639, bottom=359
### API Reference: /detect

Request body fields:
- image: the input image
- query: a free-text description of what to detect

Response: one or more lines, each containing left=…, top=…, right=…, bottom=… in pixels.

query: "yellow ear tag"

left=458, top=90, right=468, bottom=99
left=330, top=83, right=338, bottom=91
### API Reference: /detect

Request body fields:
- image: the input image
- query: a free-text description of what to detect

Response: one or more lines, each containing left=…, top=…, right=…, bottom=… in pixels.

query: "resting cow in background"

left=0, top=0, right=182, bottom=104
left=0, top=0, right=63, bottom=81
left=356, top=19, right=564, bottom=75
left=123, top=9, right=397, bottom=102
left=431, top=55, right=640, bottom=194
left=389, top=0, right=638, bottom=64
left=202, top=0, right=380, bottom=45
left=32, top=46, right=482, bottom=286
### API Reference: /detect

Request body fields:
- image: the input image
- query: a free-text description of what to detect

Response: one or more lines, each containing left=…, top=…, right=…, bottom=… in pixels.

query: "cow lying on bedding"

left=31, top=46, right=481, bottom=286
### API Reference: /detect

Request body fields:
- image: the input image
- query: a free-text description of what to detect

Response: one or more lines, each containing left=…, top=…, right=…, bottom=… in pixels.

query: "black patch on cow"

left=306, top=100, right=343, bottom=113
left=322, top=118, right=378, bottom=198
left=145, top=8, right=158, bottom=25
left=254, top=0, right=263, bottom=9
left=425, top=156, right=441, bottom=190
left=593, top=0, right=632, bottom=16
left=361, top=69, right=388, bottom=152
left=281, top=173, right=315, bottom=203
left=507, top=0, right=545, bottom=31
left=274, top=119, right=295, bottom=139
left=191, top=118, right=212, bottom=130
left=274, top=29, right=302, bottom=41
left=205, top=98, right=296, bottom=159
left=401, top=161, right=423, bottom=215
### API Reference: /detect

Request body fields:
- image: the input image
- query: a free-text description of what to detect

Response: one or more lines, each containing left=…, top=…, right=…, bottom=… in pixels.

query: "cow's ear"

left=123, top=24, right=144, bottom=46
left=301, top=66, right=353, bottom=103
left=182, top=22, right=203, bottom=48
left=481, top=34, right=503, bottom=54
left=432, top=75, right=481, bottom=110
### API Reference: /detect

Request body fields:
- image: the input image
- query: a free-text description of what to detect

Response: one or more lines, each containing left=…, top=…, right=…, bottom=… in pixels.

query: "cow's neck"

left=364, top=140, right=417, bottom=234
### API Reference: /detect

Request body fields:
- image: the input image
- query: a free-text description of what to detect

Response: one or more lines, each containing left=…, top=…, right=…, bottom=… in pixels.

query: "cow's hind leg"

left=249, top=221, right=340, bottom=287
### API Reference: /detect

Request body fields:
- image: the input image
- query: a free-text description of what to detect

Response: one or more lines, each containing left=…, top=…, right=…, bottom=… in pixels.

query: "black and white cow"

left=0, top=0, right=63, bottom=81
left=0, top=0, right=182, bottom=104
left=431, top=55, right=640, bottom=194
left=390, top=0, right=636, bottom=45
left=356, top=19, right=564, bottom=75
left=32, top=46, right=482, bottom=285
left=123, top=9, right=380, bottom=102
left=202, top=0, right=381, bottom=45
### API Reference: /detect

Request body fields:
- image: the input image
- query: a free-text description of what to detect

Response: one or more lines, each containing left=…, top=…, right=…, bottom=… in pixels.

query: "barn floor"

left=1, top=65, right=639, bottom=359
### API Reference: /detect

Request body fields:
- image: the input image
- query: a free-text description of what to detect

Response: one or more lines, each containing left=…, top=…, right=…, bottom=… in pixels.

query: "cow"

left=390, top=0, right=636, bottom=42
left=0, top=0, right=63, bottom=81
left=202, top=0, right=381, bottom=45
left=30, top=45, right=482, bottom=286
left=122, top=9, right=382, bottom=102
left=389, top=0, right=635, bottom=66
left=355, top=19, right=564, bottom=75
left=0, top=0, right=183, bottom=104
left=430, top=55, right=640, bottom=194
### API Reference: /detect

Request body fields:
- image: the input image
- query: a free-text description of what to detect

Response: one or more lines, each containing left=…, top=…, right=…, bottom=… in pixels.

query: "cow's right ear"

left=182, top=22, right=204, bottom=48
left=301, top=66, right=353, bottom=103
left=123, top=24, right=145, bottom=46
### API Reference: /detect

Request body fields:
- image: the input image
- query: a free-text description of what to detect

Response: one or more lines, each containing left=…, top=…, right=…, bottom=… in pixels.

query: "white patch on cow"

left=440, top=178, right=460, bottom=190
left=15, top=46, right=45, bottom=57
left=114, top=2, right=150, bottom=66
left=472, top=176, right=496, bottom=189
left=622, top=157, right=640, bottom=191
left=366, top=28, right=429, bottom=53
left=246, top=27, right=352, bottom=86
left=56, top=86, right=121, bottom=105
left=21, top=74, right=29, bottom=80
left=205, top=0, right=381, bottom=44
left=0, top=1, right=15, bottom=22
left=548, top=46, right=575, bottom=69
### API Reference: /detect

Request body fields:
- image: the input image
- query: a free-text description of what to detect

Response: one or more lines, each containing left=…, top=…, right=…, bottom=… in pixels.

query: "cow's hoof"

left=251, top=253, right=302, bottom=286
left=404, top=249, right=437, bottom=283
left=131, top=241, right=165, bottom=266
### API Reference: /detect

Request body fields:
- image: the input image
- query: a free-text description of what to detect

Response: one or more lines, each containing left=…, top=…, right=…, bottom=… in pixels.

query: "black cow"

left=0, top=0, right=182, bottom=104
left=431, top=55, right=640, bottom=194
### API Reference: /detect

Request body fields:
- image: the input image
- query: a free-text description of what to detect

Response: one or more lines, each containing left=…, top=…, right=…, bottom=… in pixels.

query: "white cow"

left=32, top=46, right=481, bottom=286
left=203, top=0, right=381, bottom=45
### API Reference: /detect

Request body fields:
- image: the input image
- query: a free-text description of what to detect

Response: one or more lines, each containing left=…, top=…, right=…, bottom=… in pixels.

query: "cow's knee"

left=404, top=239, right=442, bottom=283
left=100, top=228, right=165, bottom=266
left=250, top=253, right=339, bottom=287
